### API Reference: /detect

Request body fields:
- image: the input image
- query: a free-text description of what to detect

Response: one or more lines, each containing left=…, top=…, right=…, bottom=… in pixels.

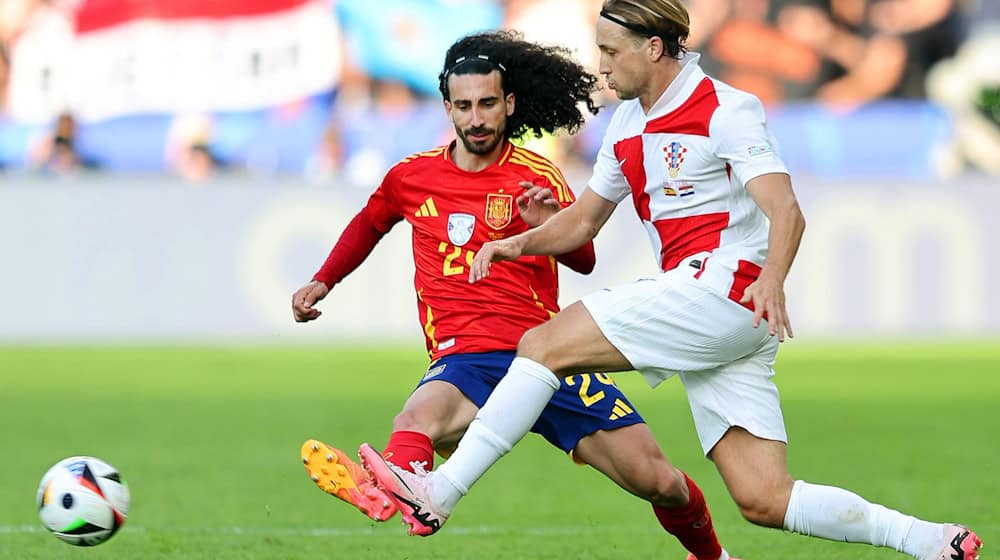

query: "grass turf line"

left=0, top=343, right=996, bottom=559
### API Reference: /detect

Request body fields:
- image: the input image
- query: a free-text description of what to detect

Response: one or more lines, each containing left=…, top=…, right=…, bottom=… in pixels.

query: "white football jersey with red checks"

left=589, top=53, right=788, bottom=306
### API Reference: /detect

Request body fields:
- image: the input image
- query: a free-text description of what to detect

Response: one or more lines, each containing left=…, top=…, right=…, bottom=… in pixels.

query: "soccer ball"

left=36, top=456, right=130, bottom=546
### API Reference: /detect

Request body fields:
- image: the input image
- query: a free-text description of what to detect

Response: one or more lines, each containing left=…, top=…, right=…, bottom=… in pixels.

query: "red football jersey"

left=364, top=141, right=577, bottom=360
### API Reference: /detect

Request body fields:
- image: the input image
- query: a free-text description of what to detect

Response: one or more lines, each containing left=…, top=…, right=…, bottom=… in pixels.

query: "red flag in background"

left=74, top=0, right=310, bottom=32
left=9, top=0, right=341, bottom=122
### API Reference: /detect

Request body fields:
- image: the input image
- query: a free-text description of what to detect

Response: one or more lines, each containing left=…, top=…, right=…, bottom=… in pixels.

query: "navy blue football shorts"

left=415, top=350, right=645, bottom=454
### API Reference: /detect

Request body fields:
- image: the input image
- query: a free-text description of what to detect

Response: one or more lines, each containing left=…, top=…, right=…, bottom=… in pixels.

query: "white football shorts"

left=581, top=255, right=787, bottom=455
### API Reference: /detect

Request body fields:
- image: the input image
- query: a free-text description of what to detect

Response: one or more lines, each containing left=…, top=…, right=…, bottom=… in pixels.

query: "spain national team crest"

left=447, top=213, right=475, bottom=246
left=485, top=193, right=513, bottom=230
left=664, top=141, right=687, bottom=178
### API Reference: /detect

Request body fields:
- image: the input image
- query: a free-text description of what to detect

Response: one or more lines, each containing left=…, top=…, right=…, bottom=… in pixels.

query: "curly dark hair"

left=438, top=30, right=601, bottom=141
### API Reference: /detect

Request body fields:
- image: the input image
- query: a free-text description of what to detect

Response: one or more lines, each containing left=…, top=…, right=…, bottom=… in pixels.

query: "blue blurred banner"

left=0, top=98, right=960, bottom=177
left=768, top=101, right=955, bottom=180
left=335, top=0, right=502, bottom=96
left=0, top=93, right=335, bottom=173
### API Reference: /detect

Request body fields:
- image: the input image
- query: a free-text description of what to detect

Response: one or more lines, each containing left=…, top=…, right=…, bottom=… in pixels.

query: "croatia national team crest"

left=485, top=193, right=513, bottom=230
left=447, top=213, right=475, bottom=246
left=664, top=142, right=687, bottom=178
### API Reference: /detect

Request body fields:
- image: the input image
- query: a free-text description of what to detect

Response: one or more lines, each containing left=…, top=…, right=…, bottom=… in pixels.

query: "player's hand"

left=469, top=238, right=524, bottom=283
left=292, top=280, right=330, bottom=322
left=740, top=274, right=794, bottom=342
left=516, top=181, right=560, bottom=227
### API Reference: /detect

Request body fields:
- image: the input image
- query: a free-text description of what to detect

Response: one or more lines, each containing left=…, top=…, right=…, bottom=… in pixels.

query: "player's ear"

left=444, top=99, right=454, bottom=119
left=506, top=92, right=515, bottom=117
left=648, top=36, right=665, bottom=61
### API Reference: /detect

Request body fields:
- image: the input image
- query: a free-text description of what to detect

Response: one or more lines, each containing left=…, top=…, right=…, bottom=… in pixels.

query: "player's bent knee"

left=391, top=408, right=428, bottom=432
left=650, top=471, right=689, bottom=508
left=515, top=325, right=558, bottom=366
left=626, top=461, right=688, bottom=507
left=516, top=323, right=592, bottom=374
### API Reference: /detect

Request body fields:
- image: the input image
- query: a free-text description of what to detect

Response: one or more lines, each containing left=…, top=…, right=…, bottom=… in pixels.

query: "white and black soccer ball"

left=36, top=456, right=130, bottom=546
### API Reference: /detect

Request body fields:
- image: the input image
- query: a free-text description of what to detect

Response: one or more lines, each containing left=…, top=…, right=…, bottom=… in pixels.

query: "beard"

left=455, top=124, right=504, bottom=155
left=607, top=77, right=637, bottom=101
left=614, top=88, right=638, bottom=101
left=610, top=83, right=637, bottom=101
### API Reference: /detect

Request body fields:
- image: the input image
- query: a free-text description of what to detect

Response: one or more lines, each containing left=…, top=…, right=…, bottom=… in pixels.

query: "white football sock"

left=432, top=357, right=561, bottom=514
left=783, top=480, right=945, bottom=559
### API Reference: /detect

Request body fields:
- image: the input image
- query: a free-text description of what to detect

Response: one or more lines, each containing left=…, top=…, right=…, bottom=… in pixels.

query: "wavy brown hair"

left=438, top=30, right=601, bottom=141
left=602, top=0, right=690, bottom=58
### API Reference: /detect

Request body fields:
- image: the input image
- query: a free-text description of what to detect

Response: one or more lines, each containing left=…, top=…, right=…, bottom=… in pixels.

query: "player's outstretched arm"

left=742, top=172, right=805, bottom=341
left=516, top=181, right=596, bottom=274
left=470, top=189, right=614, bottom=283
left=468, top=236, right=525, bottom=283
left=292, top=206, right=389, bottom=322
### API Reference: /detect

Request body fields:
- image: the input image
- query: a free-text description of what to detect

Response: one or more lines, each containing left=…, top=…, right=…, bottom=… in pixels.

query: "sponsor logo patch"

left=415, top=197, right=438, bottom=217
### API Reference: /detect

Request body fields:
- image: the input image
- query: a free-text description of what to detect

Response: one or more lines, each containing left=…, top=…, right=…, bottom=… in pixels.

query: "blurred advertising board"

left=1, top=176, right=998, bottom=343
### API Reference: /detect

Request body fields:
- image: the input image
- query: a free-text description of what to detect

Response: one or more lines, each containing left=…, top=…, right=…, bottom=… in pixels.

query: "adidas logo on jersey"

left=415, top=198, right=438, bottom=217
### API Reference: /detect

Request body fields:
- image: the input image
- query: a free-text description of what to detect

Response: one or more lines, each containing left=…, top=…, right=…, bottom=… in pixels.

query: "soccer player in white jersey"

left=358, top=2, right=983, bottom=559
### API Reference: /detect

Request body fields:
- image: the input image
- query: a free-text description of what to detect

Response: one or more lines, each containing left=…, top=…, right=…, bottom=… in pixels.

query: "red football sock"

left=382, top=430, right=434, bottom=473
left=653, top=473, right=723, bottom=560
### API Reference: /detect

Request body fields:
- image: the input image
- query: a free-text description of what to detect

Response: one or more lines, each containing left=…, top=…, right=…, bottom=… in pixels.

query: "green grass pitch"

left=1, top=342, right=996, bottom=559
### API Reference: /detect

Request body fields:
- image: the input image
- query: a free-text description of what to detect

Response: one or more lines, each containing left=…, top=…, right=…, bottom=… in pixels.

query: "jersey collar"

left=647, top=52, right=707, bottom=119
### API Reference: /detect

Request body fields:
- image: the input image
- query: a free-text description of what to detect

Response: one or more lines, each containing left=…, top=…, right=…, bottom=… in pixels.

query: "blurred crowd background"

left=0, top=0, right=998, bottom=187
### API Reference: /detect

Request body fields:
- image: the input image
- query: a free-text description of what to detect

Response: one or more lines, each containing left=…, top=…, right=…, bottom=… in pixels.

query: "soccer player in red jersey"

left=293, top=30, right=737, bottom=560
left=359, top=3, right=982, bottom=560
